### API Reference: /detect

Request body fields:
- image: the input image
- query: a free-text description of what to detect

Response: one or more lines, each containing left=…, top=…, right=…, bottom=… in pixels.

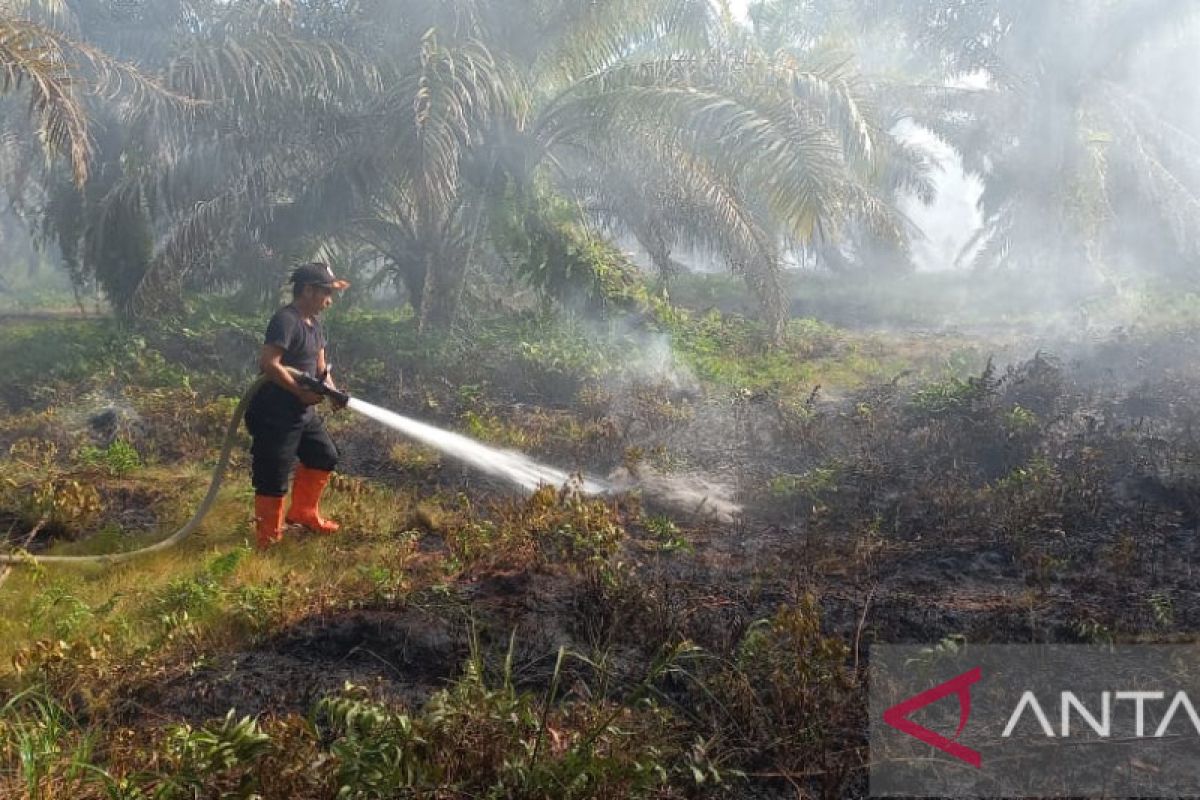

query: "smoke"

left=580, top=318, right=747, bottom=523
left=725, top=0, right=751, bottom=24
left=893, top=120, right=984, bottom=274
left=783, top=7, right=1200, bottom=338
left=607, top=326, right=698, bottom=395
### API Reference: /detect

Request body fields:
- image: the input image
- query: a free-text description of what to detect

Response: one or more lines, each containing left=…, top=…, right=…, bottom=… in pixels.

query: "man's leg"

left=286, top=415, right=341, bottom=533
left=248, top=414, right=304, bottom=547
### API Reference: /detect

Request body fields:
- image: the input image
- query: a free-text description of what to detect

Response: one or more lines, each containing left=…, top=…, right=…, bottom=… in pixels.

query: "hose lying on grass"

left=0, top=375, right=268, bottom=567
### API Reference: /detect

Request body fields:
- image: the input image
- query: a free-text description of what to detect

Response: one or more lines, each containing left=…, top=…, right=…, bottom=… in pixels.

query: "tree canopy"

left=3, top=0, right=1199, bottom=337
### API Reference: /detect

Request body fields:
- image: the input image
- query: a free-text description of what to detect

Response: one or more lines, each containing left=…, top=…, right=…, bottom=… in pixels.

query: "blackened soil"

left=128, top=607, right=465, bottom=724
left=124, top=568, right=597, bottom=725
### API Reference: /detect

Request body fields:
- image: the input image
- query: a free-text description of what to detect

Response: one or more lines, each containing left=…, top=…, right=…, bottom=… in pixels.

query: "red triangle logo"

left=882, top=666, right=982, bottom=768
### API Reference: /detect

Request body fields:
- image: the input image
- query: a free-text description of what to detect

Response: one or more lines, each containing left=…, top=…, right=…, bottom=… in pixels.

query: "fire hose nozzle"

left=284, top=366, right=351, bottom=407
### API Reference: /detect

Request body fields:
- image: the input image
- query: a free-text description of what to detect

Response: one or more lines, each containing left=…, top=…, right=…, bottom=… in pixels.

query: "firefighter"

left=245, top=262, right=350, bottom=548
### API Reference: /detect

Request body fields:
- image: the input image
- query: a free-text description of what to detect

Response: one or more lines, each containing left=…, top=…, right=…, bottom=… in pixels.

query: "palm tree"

left=740, top=0, right=935, bottom=276
left=877, top=0, right=1200, bottom=277
left=534, top=1, right=925, bottom=338
left=13, top=0, right=915, bottom=339
left=321, top=0, right=911, bottom=341
left=23, top=0, right=373, bottom=315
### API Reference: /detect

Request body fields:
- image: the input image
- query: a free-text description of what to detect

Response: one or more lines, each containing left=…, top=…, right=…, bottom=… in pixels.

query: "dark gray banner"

left=870, top=645, right=1200, bottom=797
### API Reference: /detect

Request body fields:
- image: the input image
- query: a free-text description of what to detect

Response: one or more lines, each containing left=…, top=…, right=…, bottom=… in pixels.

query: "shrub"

left=77, top=439, right=142, bottom=477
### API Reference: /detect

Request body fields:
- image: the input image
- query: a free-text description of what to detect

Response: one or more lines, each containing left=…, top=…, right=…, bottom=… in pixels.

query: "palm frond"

left=384, top=31, right=521, bottom=220
left=165, top=31, right=376, bottom=107
left=0, top=16, right=88, bottom=184
left=538, top=0, right=715, bottom=87
left=0, top=0, right=73, bottom=27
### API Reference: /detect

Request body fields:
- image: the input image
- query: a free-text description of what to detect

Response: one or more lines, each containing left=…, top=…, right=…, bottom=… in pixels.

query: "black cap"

left=290, top=262, right=350, bottom=290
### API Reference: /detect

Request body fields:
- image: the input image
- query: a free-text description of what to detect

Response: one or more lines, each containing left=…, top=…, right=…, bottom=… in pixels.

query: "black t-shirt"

left=248, top=305, right=326, bottom=421
left=263, top=304, right=326, bottom=379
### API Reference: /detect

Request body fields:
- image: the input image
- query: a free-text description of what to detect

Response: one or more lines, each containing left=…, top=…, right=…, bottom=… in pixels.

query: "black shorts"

left=245, top=384, right=339, bottom=496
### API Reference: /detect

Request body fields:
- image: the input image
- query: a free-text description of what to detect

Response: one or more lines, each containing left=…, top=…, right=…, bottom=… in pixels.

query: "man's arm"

left=260, top=344, right=323, bottom=406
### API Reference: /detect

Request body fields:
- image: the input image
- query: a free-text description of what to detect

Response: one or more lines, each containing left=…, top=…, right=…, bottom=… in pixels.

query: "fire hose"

left=0, top=368, right=348, bottom=567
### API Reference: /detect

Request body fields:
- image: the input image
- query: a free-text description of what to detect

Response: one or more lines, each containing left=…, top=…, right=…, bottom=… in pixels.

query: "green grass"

left=667, top=309, right=978, bottom=397
left=0, top=461, right=421, bottom=672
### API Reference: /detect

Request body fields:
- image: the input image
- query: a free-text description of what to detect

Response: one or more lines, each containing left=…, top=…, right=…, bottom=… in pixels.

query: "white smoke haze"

left=893, top=120, right=984, bottom=273
left=727, top=0, right=751, bottom=23
left=608, top=326, right=698, bottom=395
left=591, top=321, right=744, bottom=521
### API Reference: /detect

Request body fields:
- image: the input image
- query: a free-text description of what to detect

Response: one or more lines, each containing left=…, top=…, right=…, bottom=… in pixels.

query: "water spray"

left=348, top=400, right=609, bottom=494
left=0, top=370, right=612, bottom=567
left=289, top=367, right=609, bottom=494
left=290, top=370, right=737, bottom=519
left=1, top=367, right=741, bottom=569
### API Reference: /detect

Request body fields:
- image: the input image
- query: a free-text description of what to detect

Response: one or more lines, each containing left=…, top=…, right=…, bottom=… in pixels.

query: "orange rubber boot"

left=286, top=465, right=340, bottom=534
left=254, top=495, right=285, bottom=549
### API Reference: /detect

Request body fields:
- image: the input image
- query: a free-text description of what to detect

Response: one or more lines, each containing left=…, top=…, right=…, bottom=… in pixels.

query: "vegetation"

left=4, top=0, right=1200, bottom=797
left=2, top=285, right=1198, bottom=795
left=6, top=0, right=1195, bottom=337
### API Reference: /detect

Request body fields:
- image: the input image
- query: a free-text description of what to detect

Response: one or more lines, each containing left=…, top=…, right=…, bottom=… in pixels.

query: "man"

left=245, top=262, right=350, bottom=549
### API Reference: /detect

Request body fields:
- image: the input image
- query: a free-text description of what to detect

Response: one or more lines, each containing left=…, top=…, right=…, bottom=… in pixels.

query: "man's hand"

left=297, top=388, right=325, bottom=406
left=322, top=364, right=348, bottom=411
left=261, top=344, right=327, bottom=407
